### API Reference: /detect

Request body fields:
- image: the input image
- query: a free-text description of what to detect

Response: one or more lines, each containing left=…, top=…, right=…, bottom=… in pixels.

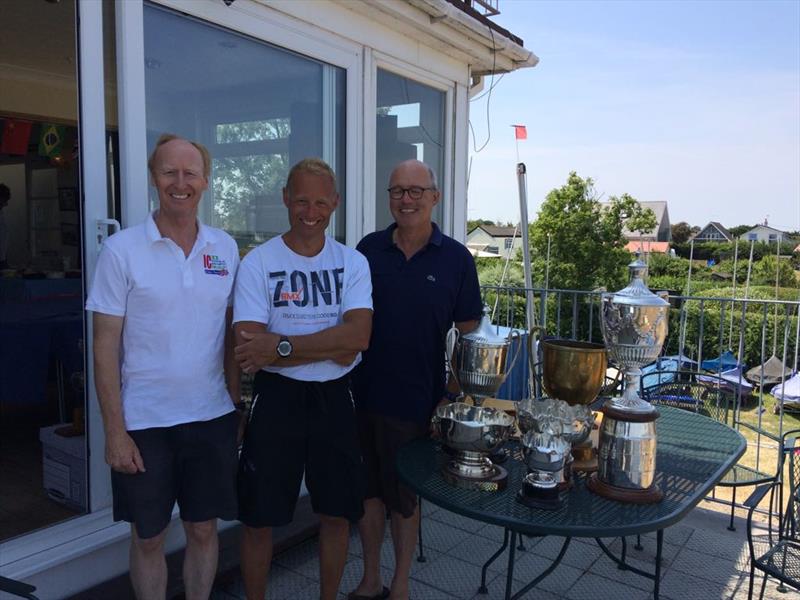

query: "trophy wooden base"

left=587, top=473, right=663, bottom=504
left=441, top=464, right=508, bottom=492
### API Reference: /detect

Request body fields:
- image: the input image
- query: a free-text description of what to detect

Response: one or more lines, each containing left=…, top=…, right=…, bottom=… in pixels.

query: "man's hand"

left=105, top=429, right=145, bottom=474
left=235, top=330, right=279, bottom=373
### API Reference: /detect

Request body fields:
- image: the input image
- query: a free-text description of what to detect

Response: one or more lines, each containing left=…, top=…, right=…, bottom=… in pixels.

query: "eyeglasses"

left=387, top=186, right=434, bottom=200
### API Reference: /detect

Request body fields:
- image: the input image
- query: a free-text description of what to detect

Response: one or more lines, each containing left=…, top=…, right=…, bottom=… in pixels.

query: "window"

left=504, top=238, right=514, bottom=250
left=769, top=234, right=778, bottom=242
left=375, top=69, right=445, bottom=231
left=144, top=5, right=347, bottom=245
left=748, top=233, right=757, bottom=241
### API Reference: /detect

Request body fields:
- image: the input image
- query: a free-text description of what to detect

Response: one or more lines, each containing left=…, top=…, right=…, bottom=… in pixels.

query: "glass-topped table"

left=397, top=404, right=746, bottom=599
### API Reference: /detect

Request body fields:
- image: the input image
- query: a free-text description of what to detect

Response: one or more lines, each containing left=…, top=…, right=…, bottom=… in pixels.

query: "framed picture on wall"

left=58, top=187, right=77, bottom=211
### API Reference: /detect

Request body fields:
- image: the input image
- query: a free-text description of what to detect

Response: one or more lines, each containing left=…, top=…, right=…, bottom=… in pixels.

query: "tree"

left=671, top=221, right=693, bottom=244
left=728, top=224, right=753, bottom=238
left=529, top=172, right=657, bottom=291
left=467, top=219, right=496, bottom=232
left=751, top=255, right=798, bottom=288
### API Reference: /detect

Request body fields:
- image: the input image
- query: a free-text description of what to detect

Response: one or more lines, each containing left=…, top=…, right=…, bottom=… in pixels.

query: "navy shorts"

left=238, top=371, right=366, bottom=528
left=111, top=411, right=239, bottom=539
left=356, top=411, right=429, bottom=518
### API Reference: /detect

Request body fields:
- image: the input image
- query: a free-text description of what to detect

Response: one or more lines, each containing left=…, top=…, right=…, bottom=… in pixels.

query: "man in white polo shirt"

left=86, top=134, right=240, bottom=600
left=233, top=158, right=372, bottom=600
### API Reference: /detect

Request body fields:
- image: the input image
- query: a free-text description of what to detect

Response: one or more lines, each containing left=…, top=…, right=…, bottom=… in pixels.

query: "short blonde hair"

left=285, top=158, right=337, bottom=196
left=147, top=133, right=211, bottom=179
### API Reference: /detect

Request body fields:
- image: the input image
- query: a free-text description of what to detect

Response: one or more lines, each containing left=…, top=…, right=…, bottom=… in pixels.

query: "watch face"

left=277, top=339, right=292, bottom=357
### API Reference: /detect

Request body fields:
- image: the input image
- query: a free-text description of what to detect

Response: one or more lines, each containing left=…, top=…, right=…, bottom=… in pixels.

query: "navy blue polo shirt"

left=352, top=223, right=482, bottom=424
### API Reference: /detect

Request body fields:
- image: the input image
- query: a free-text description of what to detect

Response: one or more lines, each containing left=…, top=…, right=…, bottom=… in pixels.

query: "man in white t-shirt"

left=86, top=135, right=241, bottom=600
left=233, top=158, right=373, bottom=600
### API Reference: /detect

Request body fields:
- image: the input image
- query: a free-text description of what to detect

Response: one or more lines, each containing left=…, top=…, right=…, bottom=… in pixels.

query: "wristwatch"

left=276, top=335, right=293, bottom=358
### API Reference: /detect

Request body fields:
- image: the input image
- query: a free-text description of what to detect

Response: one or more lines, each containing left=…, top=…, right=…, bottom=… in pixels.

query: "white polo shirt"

left=86, top=211, right=240, bottom=430
left=233, top=235, right=372, bottom=382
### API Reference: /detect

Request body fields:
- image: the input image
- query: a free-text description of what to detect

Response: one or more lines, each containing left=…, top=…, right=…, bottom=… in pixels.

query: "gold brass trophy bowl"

left=541, top=340, right=608, bottom=406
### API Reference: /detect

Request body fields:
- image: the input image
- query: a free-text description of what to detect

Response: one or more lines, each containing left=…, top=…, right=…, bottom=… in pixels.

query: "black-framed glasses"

left=387, top=186, right=434, bottom=200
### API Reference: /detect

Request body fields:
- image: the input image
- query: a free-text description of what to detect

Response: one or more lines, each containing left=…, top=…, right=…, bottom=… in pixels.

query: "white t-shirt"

left=233, top=235, right=372, bottom=382
left=86, top=212, right=240, bottom=430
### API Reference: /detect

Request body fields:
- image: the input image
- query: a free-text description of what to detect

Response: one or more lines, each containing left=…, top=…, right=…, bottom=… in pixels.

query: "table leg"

left=479, top=527, right=509, bottom=594
left=510, top=537, right=571, bottom=600
left=654, top=529, right=663, bottom=600
left=505, top=530, right=517, bottom=600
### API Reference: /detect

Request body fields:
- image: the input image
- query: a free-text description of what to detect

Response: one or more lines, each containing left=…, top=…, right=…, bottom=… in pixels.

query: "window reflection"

left=375, top=69, right=445, bottom=231
left=144, top=4, right=346, bottom=247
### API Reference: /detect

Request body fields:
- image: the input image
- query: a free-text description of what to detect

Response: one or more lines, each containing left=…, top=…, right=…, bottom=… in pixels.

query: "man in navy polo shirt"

left=350, top=159, right=482, bottom=600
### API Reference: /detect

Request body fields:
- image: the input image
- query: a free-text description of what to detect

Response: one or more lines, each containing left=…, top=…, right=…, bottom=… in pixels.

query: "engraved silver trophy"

left=588, top=255, right=669, bottom=504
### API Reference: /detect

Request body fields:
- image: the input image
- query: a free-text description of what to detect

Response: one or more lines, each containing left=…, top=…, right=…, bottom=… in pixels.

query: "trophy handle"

left=504, top=330, right=523, bottom=379
left=445, top=326, right=462, bottom=394
left=527, top=326, right=546, bottom=398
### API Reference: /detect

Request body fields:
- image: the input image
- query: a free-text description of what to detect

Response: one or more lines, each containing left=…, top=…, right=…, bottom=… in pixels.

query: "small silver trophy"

left=588, top=255, right=669, bottom=504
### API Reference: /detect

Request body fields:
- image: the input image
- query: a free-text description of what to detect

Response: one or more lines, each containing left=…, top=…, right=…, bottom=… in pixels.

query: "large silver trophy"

left=432, top=307, right=520, bottom=491
left=588, top=256, right=669, bottom=504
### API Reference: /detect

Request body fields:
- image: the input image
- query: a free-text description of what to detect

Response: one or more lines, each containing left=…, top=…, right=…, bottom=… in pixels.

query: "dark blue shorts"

left=111, top=411, right=239, bottom=539
left=238, top=371, right=366, bottom=528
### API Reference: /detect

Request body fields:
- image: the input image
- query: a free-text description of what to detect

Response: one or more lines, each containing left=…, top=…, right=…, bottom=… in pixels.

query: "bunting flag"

left=38, top=123, right=65, bottom=158
left=0, top=119, right=33, bottom=155
left=513, top=124, right=527, bottom=140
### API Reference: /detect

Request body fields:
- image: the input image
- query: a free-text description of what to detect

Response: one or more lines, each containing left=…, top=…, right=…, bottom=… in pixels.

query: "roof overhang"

left=335, top=0, right=538, bottom=75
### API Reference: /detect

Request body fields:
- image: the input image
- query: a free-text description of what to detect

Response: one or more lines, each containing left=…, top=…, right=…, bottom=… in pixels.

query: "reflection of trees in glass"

left=212, top=119, right=290, bottom=234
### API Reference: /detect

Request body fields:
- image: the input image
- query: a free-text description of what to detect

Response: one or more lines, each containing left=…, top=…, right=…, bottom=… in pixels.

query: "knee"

left=319, top=515, right=349, bottom=533
left=183, top=520, right=218, bottom=547
left=132, top=528, right=167, bottom=555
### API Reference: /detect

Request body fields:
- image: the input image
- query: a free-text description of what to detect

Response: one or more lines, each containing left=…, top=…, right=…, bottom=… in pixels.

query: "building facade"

left=466, top=224, right=523, bottom=258
left=0, top=1, right=536, bottom=595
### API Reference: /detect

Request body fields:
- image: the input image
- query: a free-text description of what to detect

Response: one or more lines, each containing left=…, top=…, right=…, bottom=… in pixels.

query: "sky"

left=467, top=0, right=800, bottom=232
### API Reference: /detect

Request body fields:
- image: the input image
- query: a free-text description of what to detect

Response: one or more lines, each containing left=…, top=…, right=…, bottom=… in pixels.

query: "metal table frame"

left=397, top=405, right=746, bottom=599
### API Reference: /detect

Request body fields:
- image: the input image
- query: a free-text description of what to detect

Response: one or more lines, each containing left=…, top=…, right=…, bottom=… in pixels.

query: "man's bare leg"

left=240, top=525, right=273, bottom=600
left=352, top=497, right=388, bottom=597
left=388, top=505, right=419, bottom=600
left=319, top=514, right=350, bottom=600
left=182, top=520, right=219, bottom=599
left=130, top=526, right=168, bottom=600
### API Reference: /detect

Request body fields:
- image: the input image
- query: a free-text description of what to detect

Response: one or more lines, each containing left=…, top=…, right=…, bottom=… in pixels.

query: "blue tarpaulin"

left=701, top=350, right=740, bottom=373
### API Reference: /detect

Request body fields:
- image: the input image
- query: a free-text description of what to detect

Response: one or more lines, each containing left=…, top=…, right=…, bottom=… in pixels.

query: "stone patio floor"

left=210, top=498, right=799, bottom=600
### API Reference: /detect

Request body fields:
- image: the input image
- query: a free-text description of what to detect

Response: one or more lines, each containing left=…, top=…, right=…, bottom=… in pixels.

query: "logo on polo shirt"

left=203, top=254, right=229, bottom=277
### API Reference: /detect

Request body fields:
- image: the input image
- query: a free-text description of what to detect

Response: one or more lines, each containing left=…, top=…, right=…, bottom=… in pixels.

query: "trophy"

left=588, top=255, right=669, bottom=504
left=446, top=306, right=522, bottom=407
left=516, top=338, right=606, bottom=508
left=431, top=403, right=515, bottom=491
left=433, top=307, right=521, bottom=490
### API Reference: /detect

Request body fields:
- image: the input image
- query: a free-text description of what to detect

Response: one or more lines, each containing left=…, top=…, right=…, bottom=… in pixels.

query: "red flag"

left=513, top=125, right=527, bottom=140
left=1, top=119, right=33, bottom=155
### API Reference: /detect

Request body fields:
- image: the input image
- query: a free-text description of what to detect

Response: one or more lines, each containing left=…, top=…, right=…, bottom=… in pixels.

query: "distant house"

left=740, top=224, right=787, bottom=243
left=624, top=240, right=671, bottom=256
left=602, top=200, right=671, bottom=242
left=467, top=224, right=523, bottom=259
left=692, top=222, right=733, bottom=242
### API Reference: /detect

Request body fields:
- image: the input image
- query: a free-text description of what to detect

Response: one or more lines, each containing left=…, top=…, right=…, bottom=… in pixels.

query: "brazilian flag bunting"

left=38, top=123, right=65, bottom=158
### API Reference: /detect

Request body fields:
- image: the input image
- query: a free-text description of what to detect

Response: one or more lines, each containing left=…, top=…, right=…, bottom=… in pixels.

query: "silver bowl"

left=433, top=402, right=515, bottom=454
left=517, top=398, right=593, bottom=445
left=520, top=431, right=572, bottom=476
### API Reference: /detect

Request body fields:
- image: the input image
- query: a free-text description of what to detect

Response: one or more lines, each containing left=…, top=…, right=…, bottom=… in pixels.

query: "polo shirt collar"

left=145, top=210, right=218, bottom=248
left=383, top=222, right=443, bottom=250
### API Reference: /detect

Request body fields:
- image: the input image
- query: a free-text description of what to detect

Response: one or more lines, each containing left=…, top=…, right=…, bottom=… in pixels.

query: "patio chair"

left=0, top=575, right=39, bottom=600
left=642, top=371, right=773, bottom=531
left=745, top=428, right=800, bottom=599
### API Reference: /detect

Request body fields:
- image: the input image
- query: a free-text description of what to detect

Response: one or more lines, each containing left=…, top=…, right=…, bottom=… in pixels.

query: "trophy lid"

left=461, top=306, right=509, bottom=345
left=606, top=255, right=669, bottom=308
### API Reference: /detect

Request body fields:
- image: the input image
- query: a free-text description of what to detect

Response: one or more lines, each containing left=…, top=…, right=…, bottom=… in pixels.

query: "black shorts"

left=111, top=411, right=239, bottom=539
left=356, top=411, right=429, bottom=518
left=238, top=371, right=366, bottom=528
